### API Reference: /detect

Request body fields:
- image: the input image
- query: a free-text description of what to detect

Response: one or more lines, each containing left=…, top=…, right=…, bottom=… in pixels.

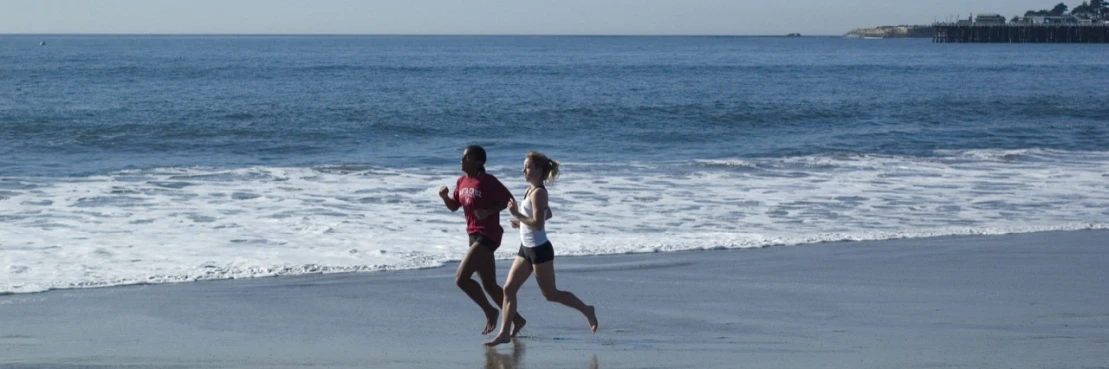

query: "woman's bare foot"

left=510, top=314, right=527, bottom=337
left=482, top=310, right=499, bottom=335
left=484, top=333, right=512, bottom=347
left=585, top=305, right=598, bottom=333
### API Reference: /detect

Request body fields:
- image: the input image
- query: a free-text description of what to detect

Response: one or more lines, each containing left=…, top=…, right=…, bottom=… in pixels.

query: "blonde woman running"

left=486, top=151, right=598, bottom=346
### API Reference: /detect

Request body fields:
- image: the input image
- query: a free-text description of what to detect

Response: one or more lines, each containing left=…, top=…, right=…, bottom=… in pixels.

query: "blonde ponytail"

left=546, top=159, right=560, bottom=184
left=526, top=151, right=560, bottom=184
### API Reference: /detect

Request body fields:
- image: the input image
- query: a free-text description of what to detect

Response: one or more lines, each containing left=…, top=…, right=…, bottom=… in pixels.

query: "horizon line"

left=1, top=32, right=845, bottom=37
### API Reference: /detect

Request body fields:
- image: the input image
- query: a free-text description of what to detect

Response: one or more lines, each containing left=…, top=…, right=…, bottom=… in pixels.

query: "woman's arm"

left=474, top=178, right=514, bottom=219
left=509, top=188, right=548, bottom=229
left=438, top=186, right=461, bottom=212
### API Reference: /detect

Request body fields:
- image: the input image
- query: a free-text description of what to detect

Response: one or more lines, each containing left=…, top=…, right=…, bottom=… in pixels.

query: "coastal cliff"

left=845, top=25, right=933, bottom=38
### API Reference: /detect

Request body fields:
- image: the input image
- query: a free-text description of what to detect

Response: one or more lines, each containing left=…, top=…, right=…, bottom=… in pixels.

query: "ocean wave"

left=1, top=152, right=1107, bottom=294
left=4, top=224, right=1106, bottom=295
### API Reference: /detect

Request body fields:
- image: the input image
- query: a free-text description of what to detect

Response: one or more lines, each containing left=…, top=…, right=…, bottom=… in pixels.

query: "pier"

left=932, top=23, right=1109, bottom=43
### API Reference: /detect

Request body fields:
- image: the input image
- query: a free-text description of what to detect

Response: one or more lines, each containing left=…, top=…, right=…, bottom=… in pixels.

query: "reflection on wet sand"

left=484, top=340, right=598, bottom=369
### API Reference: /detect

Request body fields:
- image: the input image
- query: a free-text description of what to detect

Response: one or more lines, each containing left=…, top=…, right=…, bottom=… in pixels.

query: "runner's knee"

left=541, top=288, right=560, bottom=301
left=480, top=278, right=501, bottom=293
left=455, top=273, right=473, bottom=288
left=503, top=282, right=521, bottom=298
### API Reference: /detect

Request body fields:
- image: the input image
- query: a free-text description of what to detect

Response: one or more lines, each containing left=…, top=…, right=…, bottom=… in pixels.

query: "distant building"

left=975, top=13, right=1006, bottom=24
left=1029, top=15, right=1078, bottom=24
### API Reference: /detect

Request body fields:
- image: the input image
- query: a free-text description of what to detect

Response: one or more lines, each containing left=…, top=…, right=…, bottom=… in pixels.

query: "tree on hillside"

left=1011, top=15, right=1022, bottom=22
left=1091, top=0, right=1106, bottom=18
left=1050, top=2, right=1069, bottom=16
left=1022, top=1, right=1109, bottom=19
left=1072, top=1, right=1091, bottom=15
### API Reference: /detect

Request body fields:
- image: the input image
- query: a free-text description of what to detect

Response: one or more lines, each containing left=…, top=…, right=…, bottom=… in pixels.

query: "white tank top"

left=519, top=187, right=548, bottom=247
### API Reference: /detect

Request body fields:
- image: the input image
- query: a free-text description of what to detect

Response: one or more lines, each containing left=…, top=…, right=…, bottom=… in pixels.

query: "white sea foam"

left=2, top=149, right=1107, bottom=294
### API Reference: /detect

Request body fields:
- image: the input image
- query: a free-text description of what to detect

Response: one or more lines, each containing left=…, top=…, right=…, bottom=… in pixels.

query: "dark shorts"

left=468, top=233, right=500, bottom=252
left=517, top=241, right=555, bottom=265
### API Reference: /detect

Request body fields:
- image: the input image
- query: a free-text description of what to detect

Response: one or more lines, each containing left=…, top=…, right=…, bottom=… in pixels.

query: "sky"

left=0, top=0, right=1067, bottom=36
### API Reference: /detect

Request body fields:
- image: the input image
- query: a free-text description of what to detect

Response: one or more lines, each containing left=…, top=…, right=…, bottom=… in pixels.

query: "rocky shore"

left=845, top=25, right=932, bottom=38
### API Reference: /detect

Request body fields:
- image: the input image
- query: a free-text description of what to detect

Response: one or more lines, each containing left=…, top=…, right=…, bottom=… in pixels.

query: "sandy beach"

left=1, top=229, right=1106, bottom=368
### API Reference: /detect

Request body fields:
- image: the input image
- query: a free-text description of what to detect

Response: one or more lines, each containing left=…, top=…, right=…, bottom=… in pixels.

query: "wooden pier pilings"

left=932, top=23, right=1109, bottom=43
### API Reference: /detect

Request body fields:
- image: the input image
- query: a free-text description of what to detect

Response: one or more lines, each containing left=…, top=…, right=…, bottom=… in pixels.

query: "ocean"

left=1, top=35, right=1107, bottom=294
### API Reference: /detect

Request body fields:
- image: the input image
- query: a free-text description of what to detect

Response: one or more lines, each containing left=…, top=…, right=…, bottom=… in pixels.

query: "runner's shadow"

left=484, top=341, right=525, bottom=369
left=485, top=341, right=598, bottom=369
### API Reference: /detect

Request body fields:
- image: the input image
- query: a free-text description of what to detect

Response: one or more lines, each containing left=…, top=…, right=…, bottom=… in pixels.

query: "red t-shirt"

left=453, top=173, right=511, bottom=246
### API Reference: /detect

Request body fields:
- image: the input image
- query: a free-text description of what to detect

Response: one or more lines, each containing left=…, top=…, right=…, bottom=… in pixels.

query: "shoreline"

left=4, top=226, right=1107, bottom=296
left=2, top=229, right=1107, bottom=368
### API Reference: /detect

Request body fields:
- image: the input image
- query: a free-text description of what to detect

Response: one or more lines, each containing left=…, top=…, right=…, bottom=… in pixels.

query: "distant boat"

left=39, top=42, right=46, bottom=46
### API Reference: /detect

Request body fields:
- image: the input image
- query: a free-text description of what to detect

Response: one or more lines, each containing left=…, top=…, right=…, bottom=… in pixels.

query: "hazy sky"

left=1, top=0, right=1064, bottom=36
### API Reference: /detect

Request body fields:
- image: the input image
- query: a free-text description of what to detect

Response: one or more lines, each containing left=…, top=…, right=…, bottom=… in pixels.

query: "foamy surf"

left=1, top=149, right=1107, bottom=294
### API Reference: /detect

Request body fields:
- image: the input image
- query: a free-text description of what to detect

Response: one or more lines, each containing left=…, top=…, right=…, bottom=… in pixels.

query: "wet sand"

left=2, top=230, right=1106, bottom=368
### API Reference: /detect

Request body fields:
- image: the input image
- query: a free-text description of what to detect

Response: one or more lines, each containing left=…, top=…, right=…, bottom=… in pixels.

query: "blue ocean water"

left=1, top=35, right=1107, bottom=293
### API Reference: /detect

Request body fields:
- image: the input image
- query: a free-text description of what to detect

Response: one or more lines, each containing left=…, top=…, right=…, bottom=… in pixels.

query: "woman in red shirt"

left=438, top=145, right=526, bottom=336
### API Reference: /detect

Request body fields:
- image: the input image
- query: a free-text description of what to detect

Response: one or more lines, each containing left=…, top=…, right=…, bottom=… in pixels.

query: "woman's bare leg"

left=475, top=251, right=526, bottom=336
left=486, top=257, right=533, bottom=346
left=455, top=242, right=500, bottom=334
left=533, top=261, right=598, bottom=333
